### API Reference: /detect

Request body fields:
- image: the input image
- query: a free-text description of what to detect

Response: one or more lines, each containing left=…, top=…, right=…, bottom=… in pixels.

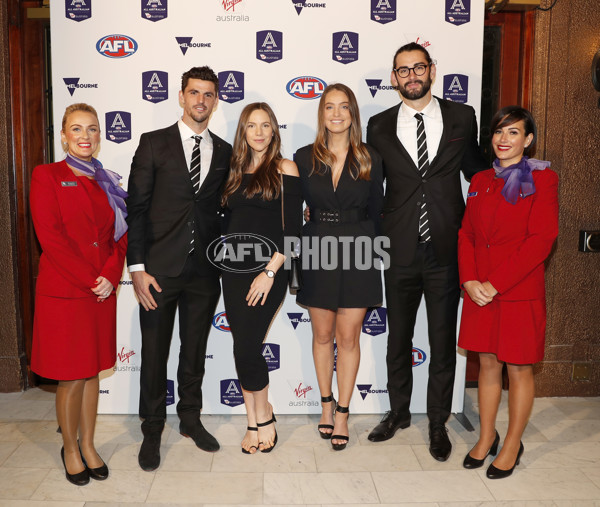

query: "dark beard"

left=398, top=78, right=431, bottom=101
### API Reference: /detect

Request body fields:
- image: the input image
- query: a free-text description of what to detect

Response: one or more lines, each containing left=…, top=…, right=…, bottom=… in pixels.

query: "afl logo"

left=96, top=35, right=138, bottom=58
left=412, top=347, right=427, bottom=367
left=212, top=311, right=230, bottom=332
left=286, top=76, right=326, bottom=100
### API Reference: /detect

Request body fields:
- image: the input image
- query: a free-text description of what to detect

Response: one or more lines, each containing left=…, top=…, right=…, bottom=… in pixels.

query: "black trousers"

left=139, top=254, right=221, bottom=425
left=384, top=242, right=460, bottom=424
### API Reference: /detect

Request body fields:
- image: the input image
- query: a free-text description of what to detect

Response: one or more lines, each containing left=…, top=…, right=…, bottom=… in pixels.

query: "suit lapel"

left=430, top=98, right=453, bottom=169
left=165, top=124, right=192, bottom=190
left=384, top=103, right=420, bottom=175
left=198, top=129, right=224, bottom=193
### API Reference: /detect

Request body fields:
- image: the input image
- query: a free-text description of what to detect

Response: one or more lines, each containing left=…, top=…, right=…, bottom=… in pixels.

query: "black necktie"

left=190, top=135, right=202, bottom=194
left=189, top=135, right=202, bottom=253
left=414, top=113, right=431, bottom=243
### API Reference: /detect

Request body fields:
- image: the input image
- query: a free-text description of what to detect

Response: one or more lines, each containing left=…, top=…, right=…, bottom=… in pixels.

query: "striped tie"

left=414, top=113, right=431, bottom=243
left=189, top=135, right=202, bottom=253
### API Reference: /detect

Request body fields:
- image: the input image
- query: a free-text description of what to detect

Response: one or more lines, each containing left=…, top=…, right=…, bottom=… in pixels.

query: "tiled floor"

left=0, top=387, right=599, bottom=506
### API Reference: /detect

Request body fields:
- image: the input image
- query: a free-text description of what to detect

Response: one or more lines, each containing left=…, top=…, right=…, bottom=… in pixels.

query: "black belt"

left=310, top=207, right=367, bottom=224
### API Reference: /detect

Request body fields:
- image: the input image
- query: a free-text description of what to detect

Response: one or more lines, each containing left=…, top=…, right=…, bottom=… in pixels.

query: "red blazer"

left=458, top=167, right=558, bottom=301
left=30, top=161, right=127, bottom=298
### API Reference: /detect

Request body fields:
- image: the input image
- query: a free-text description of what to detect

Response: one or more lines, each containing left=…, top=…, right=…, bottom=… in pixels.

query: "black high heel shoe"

left=486, top=441, right=524, bottom=479
left=61, top=447, right=90, bottom=486
left=331, top=405, right=349, bottom=451
left=241, top=426, right=258, bottom=454
left=79, top=441, right=109, bottom=480
left=463, top=430, right=500, bottom=469
left=257, top=410, right=278, bottom=453
left=318, top=394, right=336, bottom=440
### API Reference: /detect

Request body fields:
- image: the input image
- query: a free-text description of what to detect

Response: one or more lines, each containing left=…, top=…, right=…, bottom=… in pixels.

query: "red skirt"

left=31, top=294, right=117, bottom=380
left=458, top=296, right=546, bottom=364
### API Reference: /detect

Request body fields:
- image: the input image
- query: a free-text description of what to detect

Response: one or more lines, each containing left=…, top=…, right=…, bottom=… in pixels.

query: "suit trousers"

left=384, top=242, right=460, bottom=424
left=139, top=254, right=221, bottom=425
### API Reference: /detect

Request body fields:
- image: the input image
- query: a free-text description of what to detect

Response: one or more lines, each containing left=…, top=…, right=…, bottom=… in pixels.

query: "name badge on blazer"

left=467, top=191, right=478, bottom=197
left=61, top=181, right=78, bottom=187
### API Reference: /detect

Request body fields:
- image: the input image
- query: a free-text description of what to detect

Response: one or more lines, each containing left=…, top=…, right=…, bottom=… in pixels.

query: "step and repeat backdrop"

left=50, top=0, right=483, bottom=414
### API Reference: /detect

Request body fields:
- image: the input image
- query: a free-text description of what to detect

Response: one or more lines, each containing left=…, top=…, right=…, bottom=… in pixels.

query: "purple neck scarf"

left=65, top=153, right=128, bottom=241
left=492, top=156, right=550, bottom=205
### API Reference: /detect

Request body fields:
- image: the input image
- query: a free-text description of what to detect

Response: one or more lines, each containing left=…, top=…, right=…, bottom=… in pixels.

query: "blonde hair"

left=61, top=103, right=99, bottom=131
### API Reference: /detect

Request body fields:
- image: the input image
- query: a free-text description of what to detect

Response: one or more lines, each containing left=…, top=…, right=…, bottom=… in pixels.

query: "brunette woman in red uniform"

left=457, top=106, right=558, bottom=479
left=30, top=103, right=127, bottom=486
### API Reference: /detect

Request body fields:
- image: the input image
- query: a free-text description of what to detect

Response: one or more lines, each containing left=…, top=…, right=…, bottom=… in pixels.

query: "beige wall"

left=532, top=0, right=600, bottom=396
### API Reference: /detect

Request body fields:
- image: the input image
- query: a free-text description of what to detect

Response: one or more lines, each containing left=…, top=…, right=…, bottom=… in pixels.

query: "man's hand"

left=131, top=270, right=162, bottom=311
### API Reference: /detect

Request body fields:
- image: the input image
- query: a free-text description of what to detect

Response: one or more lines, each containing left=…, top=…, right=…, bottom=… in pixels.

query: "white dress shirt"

left=128, top=120, right=214, bottom=273
left=396, top=97, right=443, bottom=167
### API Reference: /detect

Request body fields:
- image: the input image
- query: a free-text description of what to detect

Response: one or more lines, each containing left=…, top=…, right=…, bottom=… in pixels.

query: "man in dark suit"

left=366, top=43, right=486, bottom=461
left=126, top=66, right=232, bottom=471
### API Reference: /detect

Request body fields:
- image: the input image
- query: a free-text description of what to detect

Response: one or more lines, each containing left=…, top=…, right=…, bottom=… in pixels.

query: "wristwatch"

left=263, top=268, right=275, bottom=278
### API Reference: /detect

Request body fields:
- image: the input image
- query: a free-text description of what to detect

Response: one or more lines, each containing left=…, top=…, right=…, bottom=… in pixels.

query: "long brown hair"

left=222, top=102, right=283, bottom=205
left=311, top=83, right=371, bottom=180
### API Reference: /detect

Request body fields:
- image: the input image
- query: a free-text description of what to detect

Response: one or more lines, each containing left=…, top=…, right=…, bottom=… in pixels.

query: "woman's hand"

left=92, top=276, right=114, bottom=302
left=463, top=280, right=494, bottom=307
left=246, top=272, right=275, bottom=306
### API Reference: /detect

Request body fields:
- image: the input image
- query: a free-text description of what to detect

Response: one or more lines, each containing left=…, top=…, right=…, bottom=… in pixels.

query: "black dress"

left=222, top=173, right=303, bottom=391
left=295, top=144, right=384, bottom=310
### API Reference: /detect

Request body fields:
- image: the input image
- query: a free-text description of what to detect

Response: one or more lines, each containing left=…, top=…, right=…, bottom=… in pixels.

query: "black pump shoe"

left=331, top=405, right=350, bottom=451
left=486, top=441, right=524, bottom=479
left=318, top=394, right=336, bottom=439
left=463, top=430, right=500, bottom=469
left=61, top=447, right=90, bottom=486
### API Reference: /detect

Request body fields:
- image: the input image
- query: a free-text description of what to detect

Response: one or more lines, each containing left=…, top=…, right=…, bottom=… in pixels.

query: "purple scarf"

left=65, top=153, right=128, bottom=241
left=492, top=156, right=550, bottom=205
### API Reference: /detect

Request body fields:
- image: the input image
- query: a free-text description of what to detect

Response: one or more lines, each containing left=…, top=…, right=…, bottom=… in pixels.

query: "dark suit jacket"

left=366, top=97, right=486, bottom=267
left=30, top=161, right=128, bottom=298
left=126, top=123, right=232, bottom=277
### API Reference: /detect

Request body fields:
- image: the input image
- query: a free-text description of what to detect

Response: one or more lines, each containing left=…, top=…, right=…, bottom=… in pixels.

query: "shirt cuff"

left=128, top=264, right=145, bottom=273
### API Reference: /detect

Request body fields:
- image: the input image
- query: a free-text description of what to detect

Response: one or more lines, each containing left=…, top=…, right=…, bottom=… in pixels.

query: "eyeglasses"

left=393, top=63, right=432, bottom=79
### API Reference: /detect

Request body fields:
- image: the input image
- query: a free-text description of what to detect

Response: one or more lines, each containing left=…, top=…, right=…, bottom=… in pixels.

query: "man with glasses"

left=366, top=42, right=486, bottom=461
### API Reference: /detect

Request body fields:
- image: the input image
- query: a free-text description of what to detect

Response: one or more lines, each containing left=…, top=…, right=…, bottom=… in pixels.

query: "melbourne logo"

left=175, top=37, right=211, bottom=55
left=212, top=311, right=230, bottom=332
left=220, top=379, right=244, bottom=407
left=287, top=312, right=311, bottom=330
left=362, top=307, right=387, bottom=336
left=286, top=76, right=326, bottom=100
left=443, top=74, right=469, bottom=103
left=63, top=77, right=98, bottom=97
left=412, top=347, right=427, bottom=367
left=207, top=233, right=277, bottom=273
left=142, top=0, right=167, bottom=21
left=371, top=0, right=396, bottom=24
left=446, top=0, right=471, bottom=26
left=65, top=0, right=91, bottom=22
left=96, top=35, right=138, bottom=59
left=166, top=379, right=175, bottom=406
left=291, top=0, right=327, bottom=15
left=332, top=32, right=359, bottom=64
left=218, top=71, right=244, bottom=103
left=257, top=30, right=283, bottom=63
left=105, top=111, right=131, bottom=144
left=356, top=383, right=388, bottom=400
left=142, top=71, right=168, bottom=103
left=365, top=79, right=396, bottom=98
left=262, top=343, right=280, bottom=372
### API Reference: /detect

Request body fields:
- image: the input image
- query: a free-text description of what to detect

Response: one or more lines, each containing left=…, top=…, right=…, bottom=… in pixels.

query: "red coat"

left=458, top=168, right=558, bottom=301
left=30, top=161, right=127, bottom=297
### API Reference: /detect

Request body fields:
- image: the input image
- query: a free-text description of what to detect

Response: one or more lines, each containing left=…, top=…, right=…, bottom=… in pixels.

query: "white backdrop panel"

left=50, top=0, right=483, bottom=414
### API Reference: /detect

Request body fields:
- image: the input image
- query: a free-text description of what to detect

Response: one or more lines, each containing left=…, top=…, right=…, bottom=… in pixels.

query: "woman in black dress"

left=296, top=84, right=384, bottom=450
left=221, top=102, right=302, bottom=454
